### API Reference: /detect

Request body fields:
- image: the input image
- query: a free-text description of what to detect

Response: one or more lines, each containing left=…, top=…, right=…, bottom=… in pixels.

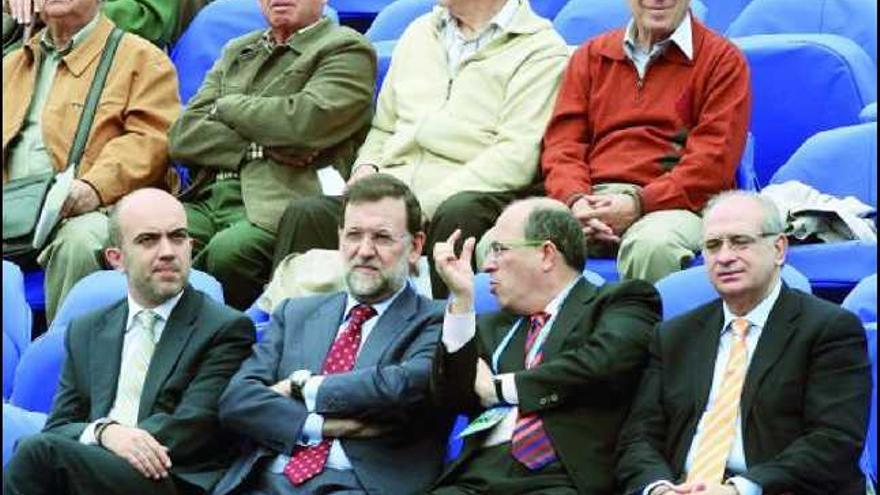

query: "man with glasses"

left=213, top=174, right=451, bottom=495
left=617, top=191, right=871, bottom=495
left=429, top=197, right=661, bottom=494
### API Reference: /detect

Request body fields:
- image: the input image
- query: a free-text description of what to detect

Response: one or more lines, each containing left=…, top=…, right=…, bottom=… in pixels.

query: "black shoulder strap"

left=65, top=27, right=125, bottom=172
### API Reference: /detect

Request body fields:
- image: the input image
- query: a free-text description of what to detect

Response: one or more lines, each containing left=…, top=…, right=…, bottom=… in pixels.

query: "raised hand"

left=432, top=229, right=476, bottom=311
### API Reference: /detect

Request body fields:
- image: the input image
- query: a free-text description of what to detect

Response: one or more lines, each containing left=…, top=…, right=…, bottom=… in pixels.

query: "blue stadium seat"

left=10, top=269, right=224, bottom=414
left=244, top=304, right=271, bottom=343
left=700, top=0, right=753, bottom=34
left=2, top=403, right=47, bottom=467
left=22, top=268, right=45, bottom=313
left=726, top=0, right=877, bottom=66
left=531, top=0, right=571, bottom=20
left=862, top=102, right=878, bottom=123
left=474, top=269, right=605, bottom=315
left=373, top=39, right=397, bottom=97
left=170, top=0, right=339, bottom=105
left=3, top=261, right=32, bottom=399
left=553, top=0, right=706, bottom=46
left=768, top=123, right=877, bottom=295
left=842, top=273, right=877, bottom=325
left=329, top=0, right=393, bottom=25
left=863, top=322, right=878, bottom=483
left=732, top=34, right=876, bottom=187
left=654, top=264, right=811, bottom=321
left=365, top=0, right=433, bottom=42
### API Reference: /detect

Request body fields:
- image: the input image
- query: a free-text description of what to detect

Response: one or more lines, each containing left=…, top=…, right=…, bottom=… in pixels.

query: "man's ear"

left=773, top=234, right=788, bottom=267
left=409, top=232, right=427, bottom=263
left=104, top=247, right=125, bottom=271
left=540, top=241, right=558, bottom=272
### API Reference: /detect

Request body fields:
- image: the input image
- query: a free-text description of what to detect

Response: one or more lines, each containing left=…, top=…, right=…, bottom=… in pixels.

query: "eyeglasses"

left=341, top=229, right=409, bottom=249
left=701, top=232, right=781, bottom=253
left=487, top=239, right=546, bottom=257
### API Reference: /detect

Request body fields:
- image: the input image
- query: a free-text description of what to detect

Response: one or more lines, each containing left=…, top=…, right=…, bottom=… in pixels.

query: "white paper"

left=316, top=166, right=346, bottom=196
left=32, top=166, right=74, bottom=250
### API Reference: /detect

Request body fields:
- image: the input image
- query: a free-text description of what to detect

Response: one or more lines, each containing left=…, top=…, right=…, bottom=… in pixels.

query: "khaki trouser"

left=38, top=211, right=109, bottom=323
left=591, top=183, right=703, bottom=283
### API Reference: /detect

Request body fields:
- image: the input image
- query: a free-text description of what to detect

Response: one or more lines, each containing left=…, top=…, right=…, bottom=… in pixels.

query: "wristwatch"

left=493, top=376, right=507, bottom=405
left=288, top=369, right=313, bottom=400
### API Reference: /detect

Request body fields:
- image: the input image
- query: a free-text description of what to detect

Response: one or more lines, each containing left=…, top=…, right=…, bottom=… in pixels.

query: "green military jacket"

left=168, top=17, right=376, bottom=232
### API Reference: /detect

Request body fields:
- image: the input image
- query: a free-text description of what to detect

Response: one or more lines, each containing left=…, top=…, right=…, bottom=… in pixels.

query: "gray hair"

left=702, top=190, right=785, bottom=235
left=523, top=205, right=586, bottom=272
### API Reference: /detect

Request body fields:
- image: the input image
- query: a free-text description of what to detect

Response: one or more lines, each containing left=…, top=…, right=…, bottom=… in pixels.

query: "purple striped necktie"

left=511, top=312, right=558, bottom=470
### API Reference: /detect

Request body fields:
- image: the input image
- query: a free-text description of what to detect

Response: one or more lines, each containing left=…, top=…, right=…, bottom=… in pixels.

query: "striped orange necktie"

left=687, top=317, right=751, bottom=484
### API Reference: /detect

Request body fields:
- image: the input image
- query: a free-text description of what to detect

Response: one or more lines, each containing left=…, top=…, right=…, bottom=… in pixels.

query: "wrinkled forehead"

left=702, top=199, right=765, bottom=237
left=342, top=198, right=408, bottom=233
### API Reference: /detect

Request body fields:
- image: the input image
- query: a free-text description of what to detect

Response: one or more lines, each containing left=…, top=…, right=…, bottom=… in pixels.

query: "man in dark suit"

left=617, top=191, right=872, bottom=495
left=3, top=188, right=256, bottom=495
left=428, top=197, right=662, bottom=494
left=212, top=174, right=449, bottom=495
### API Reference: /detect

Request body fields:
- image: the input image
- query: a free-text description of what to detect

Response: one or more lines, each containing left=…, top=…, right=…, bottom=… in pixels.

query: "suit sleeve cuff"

left=303, top=375, right=324, bottom=412
left=643, top=480, right=673, bottom=495
left=297, top=413, right=324, bottom=446
left=728, top=476, right=762, bottom=495
left=442, top=305, right=476, bottom=354
left=499, top=373, right=518, bottom=405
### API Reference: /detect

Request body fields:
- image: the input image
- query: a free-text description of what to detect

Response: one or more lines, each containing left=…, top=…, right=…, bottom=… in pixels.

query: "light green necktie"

left=109, top=310, right=160, bottom=426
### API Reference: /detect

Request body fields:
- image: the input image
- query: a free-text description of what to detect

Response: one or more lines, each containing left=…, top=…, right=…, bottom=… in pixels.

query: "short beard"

left=345, top=253, right=409, bottom=303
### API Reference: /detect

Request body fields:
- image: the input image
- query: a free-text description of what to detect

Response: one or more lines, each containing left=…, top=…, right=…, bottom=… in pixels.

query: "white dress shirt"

left=442, top=275, right=580, bottom=447
left=644, top=281, right=783, bottom=495
left=79, top=291, right=184, bottom=444
left=268, top=285, right=406, bottom=473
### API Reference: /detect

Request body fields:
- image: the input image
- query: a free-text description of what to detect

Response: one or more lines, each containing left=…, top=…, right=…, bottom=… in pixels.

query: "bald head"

left=105, top=188, right=192, bottom=308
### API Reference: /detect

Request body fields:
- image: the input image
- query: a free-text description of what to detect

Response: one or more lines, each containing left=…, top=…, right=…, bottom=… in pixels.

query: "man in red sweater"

left=541, top=0, right=751, bottom=283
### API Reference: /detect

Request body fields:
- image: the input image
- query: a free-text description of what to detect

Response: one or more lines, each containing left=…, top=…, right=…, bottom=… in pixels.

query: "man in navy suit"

left=213, top=174, right=450, bottom=495
left=617, top=190, right=872, bottom=495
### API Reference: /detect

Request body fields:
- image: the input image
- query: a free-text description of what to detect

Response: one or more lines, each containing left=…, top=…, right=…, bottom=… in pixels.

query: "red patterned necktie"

left=511, top=312, right=559, bottom=470
left=283, top=304, right=377, bottom=486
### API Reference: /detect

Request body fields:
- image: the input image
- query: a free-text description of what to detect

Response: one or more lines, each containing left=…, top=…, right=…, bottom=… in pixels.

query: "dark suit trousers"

left=427, top=443, right=576, bottom=495
left=272, top=189, right=536, bottom=298
left=3, top=433, right=201, bottom=495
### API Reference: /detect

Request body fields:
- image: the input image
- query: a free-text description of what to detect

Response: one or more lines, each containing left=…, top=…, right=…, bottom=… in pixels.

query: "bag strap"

left=64, top=27, right=125, bottom=172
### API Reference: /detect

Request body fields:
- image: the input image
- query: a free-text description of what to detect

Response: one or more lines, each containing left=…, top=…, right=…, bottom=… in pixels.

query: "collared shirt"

left=438, top=0, right=519, bottom=74
left=7, top=14, right=100, bottom=181
left=79, top=290, right=185, bottom=444
left=268, top=283, right=408, bottom=473
left=645, top=280, right=782, bottom=495
left=623, top=12, right=693, bottom=80
left=442, top=275, right=581, bottom=447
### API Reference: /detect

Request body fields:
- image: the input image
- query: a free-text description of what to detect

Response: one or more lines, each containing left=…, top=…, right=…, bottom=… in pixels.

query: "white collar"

left=541, top=275, right=582, bottom=317
left=624, top=11, right=693, bottom=60
left=125, top=290, right=184, bottom=333
left=343, top=282, right=409, bottom=321
left=439, top=0, right=521, bottom=37
left=722, top=279, right=783, bottom=333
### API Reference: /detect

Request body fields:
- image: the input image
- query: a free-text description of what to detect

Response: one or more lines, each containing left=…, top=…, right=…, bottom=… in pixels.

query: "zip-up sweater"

left=541, top=18, right=751, bottom=214
left=356, top=2, right=569, bottom=218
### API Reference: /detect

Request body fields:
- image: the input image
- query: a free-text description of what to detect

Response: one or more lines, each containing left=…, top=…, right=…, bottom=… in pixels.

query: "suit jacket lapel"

left=138, top=287, right=200, bottom=422
left=540, top=279, right=596, bottom=359
left=691, top=304, right=724, bottom=415
left=740, top=286, right=799, bottom=423
left=356, top=287, right=417, bottom=368
left=302, top=293, right=347, bottom=372
left=90, top=302, right=127, bottom=418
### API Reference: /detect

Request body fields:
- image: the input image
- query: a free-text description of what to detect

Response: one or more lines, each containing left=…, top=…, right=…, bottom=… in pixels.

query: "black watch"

left=493, top=376, right=506, bottom=405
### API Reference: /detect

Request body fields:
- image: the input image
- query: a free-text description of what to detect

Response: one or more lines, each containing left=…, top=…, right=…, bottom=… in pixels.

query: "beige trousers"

left=38, top=211, right=109, bottom=322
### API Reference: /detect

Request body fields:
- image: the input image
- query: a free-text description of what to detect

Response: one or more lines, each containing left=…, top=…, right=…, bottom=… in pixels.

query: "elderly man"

left=213, top=174, right=450, bottom=495
left=3, top=189, right=255, bottom=495
left=168, top=0, right=376, bottom=310
left=2, top=0, right=180, bottom=322
left=542, top=0, right=751, bottom=283
left=272, top=0, right=570, bottom=299
left=617, top=191, right=872, bottom=495
left=429, top=198, right=661, bottom=494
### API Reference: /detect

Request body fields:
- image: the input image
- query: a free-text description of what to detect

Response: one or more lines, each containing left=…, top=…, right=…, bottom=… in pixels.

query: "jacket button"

left=539, top=398, right=548, bottom=406
left=550, top=393, right=558, bottom=402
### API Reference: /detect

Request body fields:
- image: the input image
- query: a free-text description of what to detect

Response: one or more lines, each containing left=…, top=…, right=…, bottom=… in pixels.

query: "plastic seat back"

left=733, top=34, right=876, bottom=186
left=842, top=273, right=878, bottom=325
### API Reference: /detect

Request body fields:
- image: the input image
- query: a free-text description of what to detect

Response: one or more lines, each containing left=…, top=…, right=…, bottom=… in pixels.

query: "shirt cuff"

left=298, top=413, right=324, bottom=446
left=442, top=305, right=476, bottom=354
left=79, top=421, right=100, bottom=445
left=499, top=373, right=518, bottom=405
left=303, top=375, right=324, bottom=413
left=728, top=476, right=762, bottom=495
left=643, top=480, right=674, bottom=495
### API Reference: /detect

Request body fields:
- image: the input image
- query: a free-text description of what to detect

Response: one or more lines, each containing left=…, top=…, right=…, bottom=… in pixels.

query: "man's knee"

left=433, top=192, right=486, bottom=222
left=201, top=228, right=256, bottom=275
left=281, top=195, right=341, bottom=226
left=8, top=434, right=61, bottom=472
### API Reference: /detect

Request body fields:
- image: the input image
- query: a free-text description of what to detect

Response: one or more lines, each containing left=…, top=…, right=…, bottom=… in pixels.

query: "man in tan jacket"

left=2, top=0, right=180, bottom=322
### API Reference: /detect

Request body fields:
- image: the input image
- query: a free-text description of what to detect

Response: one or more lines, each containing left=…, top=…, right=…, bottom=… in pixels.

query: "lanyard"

left=490, top=276, right=581, bottom=373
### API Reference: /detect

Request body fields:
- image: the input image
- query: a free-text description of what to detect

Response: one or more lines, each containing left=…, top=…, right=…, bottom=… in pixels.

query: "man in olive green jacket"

left=168, top=0, right=376, bottom=310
